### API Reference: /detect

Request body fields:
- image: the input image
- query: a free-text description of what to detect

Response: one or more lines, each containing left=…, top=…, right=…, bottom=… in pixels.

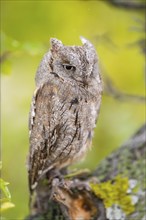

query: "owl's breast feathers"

left=28, top=76, right=101, bottom=191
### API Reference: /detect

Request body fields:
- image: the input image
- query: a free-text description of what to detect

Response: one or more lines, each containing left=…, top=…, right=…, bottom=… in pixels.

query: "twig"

left=107, top=0, right=146, bottom=10
left=0, top=51, right=11, bottom=63
left=103, top=74, right=146, bottom=103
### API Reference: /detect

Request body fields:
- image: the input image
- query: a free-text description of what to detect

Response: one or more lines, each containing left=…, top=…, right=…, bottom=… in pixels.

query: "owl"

left=28, top=37, right=102, bottom=192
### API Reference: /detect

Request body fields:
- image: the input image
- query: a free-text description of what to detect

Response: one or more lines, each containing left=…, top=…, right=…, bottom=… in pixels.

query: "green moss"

left=90, top=175, right=136, bottom=215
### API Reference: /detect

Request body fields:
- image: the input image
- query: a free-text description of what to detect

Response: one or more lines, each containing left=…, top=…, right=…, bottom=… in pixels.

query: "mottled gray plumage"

left=28, top=37, right=102, bottom=191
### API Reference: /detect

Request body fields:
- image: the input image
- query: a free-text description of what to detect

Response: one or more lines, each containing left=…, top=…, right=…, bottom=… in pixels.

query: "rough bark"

left=106, top=0, right=146, bottom=10
left=25, top=124, right=146, bottom=220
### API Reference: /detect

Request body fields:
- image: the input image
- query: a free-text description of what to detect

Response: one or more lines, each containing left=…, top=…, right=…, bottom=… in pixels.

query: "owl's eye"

left=62, top=64, right=76, bottom=71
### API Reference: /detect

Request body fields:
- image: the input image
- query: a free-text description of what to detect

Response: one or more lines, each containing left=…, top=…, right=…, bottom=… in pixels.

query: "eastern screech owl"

left=28, top=37, right=102, bottom=192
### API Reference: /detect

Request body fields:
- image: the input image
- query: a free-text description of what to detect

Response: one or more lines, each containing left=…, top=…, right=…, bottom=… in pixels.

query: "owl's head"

left=35, top=37, right=101, bottom=87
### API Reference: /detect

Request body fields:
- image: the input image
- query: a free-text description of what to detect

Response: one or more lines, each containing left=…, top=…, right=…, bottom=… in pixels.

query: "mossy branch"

left=25, top=124, right=145, bottom=220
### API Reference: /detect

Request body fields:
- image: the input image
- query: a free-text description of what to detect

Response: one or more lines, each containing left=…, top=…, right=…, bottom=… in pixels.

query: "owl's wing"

left=28, top=81, right=59, bottom=192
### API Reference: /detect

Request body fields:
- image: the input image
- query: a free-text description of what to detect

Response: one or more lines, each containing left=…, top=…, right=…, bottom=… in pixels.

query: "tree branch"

left=25, top=124, right=146, bottom=220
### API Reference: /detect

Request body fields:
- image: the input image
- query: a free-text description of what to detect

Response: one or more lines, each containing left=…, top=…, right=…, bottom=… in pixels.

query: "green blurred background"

left=1, top=0, right=145, bottom=219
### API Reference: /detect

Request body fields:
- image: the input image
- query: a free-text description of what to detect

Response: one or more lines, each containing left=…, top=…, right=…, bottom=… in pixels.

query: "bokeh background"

left=1, top=0, right=145, bottom=219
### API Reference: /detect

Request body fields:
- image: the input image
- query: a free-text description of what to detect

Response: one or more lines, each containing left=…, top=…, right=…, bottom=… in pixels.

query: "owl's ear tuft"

left=80, top=36, right=97, bottom=61
left=50, top=38, right=63, bottom=52
left=80, top=36, right=93, bottom=48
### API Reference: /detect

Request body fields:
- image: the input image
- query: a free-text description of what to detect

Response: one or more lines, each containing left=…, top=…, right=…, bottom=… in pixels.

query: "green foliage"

left=0, top=32, right=45, bottom=75
left=0, top=162, right=15, bottom=213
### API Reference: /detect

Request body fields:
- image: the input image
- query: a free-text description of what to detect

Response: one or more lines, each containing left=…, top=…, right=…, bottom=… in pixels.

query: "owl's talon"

left=51, top=177, right=71, bottom=201
left=70, top=179, right=91, bottom=191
